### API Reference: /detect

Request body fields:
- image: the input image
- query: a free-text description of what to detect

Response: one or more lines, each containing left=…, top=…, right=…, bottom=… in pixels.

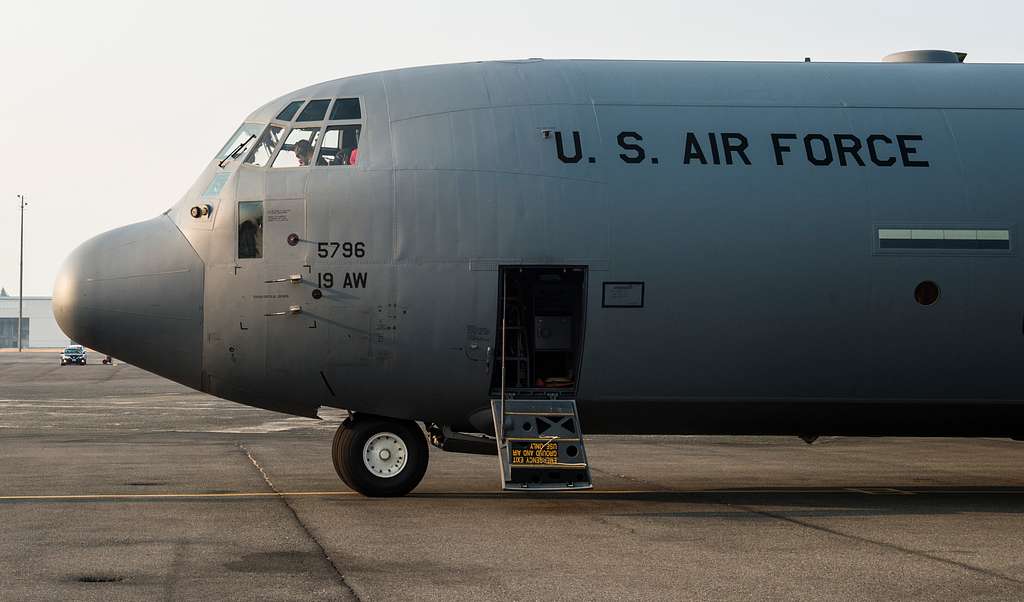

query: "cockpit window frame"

left=314, top=124, right=362, bottom=167
left=316, top=97, right=363, bottom=168
left=329, top=97, right=362, bottom=121
left=296, top=99, right=331, bottom=122
left=269, top=125, right=325, bottom=169
left=275, top=100, right=305, bottom=122
left=238, top=96, right=365, bottom=169
left=243, top=123, right=286, bottom=167
left=215, top=122, right=263, bottom=165
left=275, top=97, right=363, bottom=123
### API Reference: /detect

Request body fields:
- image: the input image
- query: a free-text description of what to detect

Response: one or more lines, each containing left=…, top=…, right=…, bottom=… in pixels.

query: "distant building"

left=0, top=289, right=68, bottom=348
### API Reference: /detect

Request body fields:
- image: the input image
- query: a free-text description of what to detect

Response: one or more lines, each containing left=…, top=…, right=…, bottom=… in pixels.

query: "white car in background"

left=59, top=345, right=87, bottom=366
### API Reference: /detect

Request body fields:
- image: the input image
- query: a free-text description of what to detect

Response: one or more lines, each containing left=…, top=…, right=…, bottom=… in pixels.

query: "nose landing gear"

left=331, top=414, right=429, bottom=497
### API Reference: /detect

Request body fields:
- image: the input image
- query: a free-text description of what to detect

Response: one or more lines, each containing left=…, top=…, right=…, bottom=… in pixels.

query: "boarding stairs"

left=490, top=398, right=592, bottom=490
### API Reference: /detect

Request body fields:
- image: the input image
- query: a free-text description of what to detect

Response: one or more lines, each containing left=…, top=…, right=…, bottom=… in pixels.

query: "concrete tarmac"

left=2, top=352, right=1024, bottom=600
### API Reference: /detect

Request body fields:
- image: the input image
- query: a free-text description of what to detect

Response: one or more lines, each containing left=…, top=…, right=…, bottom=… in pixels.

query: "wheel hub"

left=362, top=432, right=407, bottom=478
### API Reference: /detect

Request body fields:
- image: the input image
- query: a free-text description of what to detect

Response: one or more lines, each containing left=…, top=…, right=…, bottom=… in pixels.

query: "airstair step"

left=490, top=398, right=592, bottom=490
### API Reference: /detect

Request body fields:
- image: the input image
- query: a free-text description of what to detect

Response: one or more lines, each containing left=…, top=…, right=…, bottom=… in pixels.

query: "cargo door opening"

left=490, top=266, right=587, bottom=398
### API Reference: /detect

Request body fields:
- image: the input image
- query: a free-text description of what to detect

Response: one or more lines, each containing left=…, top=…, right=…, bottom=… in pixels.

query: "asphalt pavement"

left=2, top=352, right=1024, bottom=600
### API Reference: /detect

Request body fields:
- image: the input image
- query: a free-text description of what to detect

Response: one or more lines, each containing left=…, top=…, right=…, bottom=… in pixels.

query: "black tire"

left=331, top=415, right=428, bottom=497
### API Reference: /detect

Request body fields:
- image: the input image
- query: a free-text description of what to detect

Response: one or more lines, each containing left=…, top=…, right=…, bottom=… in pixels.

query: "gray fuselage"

left=54, top=58, right=1024, bottom=437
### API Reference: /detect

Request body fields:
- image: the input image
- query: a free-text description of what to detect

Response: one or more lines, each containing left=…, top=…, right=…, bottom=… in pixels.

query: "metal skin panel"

left=481, top=59, right=589, bottom=107
left=382, top=61, right=492, bottom=123
left=53, top=216, right=204, bottom=389
left=575, top=60, right=1024, bottom=109
left=580, top=103, right=967, bottom=402
left=57, top=59, right=1024, bottom=436
left=204, top=263, right=268, bottom=408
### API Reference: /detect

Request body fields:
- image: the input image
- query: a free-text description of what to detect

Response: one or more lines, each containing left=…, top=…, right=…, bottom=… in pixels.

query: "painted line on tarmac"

left=1, top=488, right=1020, bottom=502
left=0, top=489, right=670, bottom=501
left=0, top=490, right=646, bottom=501
left=0, top=491, right=362, bottom=501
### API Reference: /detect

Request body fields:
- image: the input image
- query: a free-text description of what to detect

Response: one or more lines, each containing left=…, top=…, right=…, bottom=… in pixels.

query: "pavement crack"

left=240, top=443, right=277, bottom=489
left=163, top=540, right=188, bottom=602
left=237, top=442, right=362, bottom=601
left=595, top=465, right=1024, bottom=587
left=590, top=465, right=674, bottom=492
left=719, top=501, right=1024, bottom=587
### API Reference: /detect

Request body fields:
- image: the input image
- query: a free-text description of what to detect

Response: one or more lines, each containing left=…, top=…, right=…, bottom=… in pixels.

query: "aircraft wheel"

left=332, top=415, right=428, bottom=497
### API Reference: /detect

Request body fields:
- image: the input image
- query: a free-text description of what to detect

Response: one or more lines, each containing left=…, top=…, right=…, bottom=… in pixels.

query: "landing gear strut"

left=331, top=414, right=429, bottom=497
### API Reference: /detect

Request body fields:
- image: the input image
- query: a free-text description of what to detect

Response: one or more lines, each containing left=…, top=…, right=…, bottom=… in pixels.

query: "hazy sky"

left=1, top=0, right=1019, bottom=295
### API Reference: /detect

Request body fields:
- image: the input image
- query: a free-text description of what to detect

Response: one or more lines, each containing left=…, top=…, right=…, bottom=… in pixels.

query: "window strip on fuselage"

left=242, top=97, right=364, bottom=168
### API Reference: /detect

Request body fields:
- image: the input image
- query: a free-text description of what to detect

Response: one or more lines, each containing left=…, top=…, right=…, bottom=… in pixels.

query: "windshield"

left=245, top=125, right=284, bottom=167
left=64, top=347, right=83, bottom=353
left=215, top=123, right=264, bottom=163
left=272, top=127, right=322, bottom=168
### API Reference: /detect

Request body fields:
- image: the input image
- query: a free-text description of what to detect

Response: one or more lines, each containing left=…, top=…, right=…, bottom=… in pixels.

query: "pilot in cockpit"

left=293, top=139, right=314, bottom=166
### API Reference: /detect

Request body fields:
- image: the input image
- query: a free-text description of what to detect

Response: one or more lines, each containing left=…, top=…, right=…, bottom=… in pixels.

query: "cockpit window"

left=238, top=201, right=263, bottom=259
left=232, top=97, right=363, bottom=169
left=215, top=123, right=262, bottom=162
left=316, top=125, right=361, bottom=166
left=245, top=125, right=284, bottom=167
left=297, top=99, right=330, bottom=121
left=272, top=127, right=322, bottom=168
left=276, top=100, right=304, bottom=121
left=329, top=98, right=361, bottom=120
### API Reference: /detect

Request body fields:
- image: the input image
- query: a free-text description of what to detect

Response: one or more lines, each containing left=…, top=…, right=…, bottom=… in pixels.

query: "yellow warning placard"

left=510, top=441, right=559, bottom=465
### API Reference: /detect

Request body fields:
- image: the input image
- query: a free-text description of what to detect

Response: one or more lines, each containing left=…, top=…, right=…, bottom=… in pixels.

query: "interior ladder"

left=490, top=398, right=592, bottom=490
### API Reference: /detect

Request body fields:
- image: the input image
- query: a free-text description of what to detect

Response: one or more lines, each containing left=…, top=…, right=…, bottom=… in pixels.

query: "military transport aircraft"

left=53, top=50, right=1024, bottom=496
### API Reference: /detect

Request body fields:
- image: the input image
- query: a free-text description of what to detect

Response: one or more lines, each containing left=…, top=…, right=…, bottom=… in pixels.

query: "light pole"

left=17, top=194, right=26, bottom=352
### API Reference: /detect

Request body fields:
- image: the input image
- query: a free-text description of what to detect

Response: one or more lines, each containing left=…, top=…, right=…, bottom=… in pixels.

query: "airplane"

left=53, top=50, right=1024, bottom=496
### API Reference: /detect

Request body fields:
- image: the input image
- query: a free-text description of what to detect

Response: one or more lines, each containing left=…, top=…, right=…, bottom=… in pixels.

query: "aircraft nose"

left=53, top=215, right=205, bottom=389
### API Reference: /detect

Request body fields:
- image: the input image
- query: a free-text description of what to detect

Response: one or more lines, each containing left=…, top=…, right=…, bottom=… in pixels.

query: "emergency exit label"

left=510, top=441, right=559, bottom=465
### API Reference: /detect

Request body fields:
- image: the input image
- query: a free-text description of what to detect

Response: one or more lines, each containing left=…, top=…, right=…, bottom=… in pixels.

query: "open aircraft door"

left=490, top=266, right=588, bottom=396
